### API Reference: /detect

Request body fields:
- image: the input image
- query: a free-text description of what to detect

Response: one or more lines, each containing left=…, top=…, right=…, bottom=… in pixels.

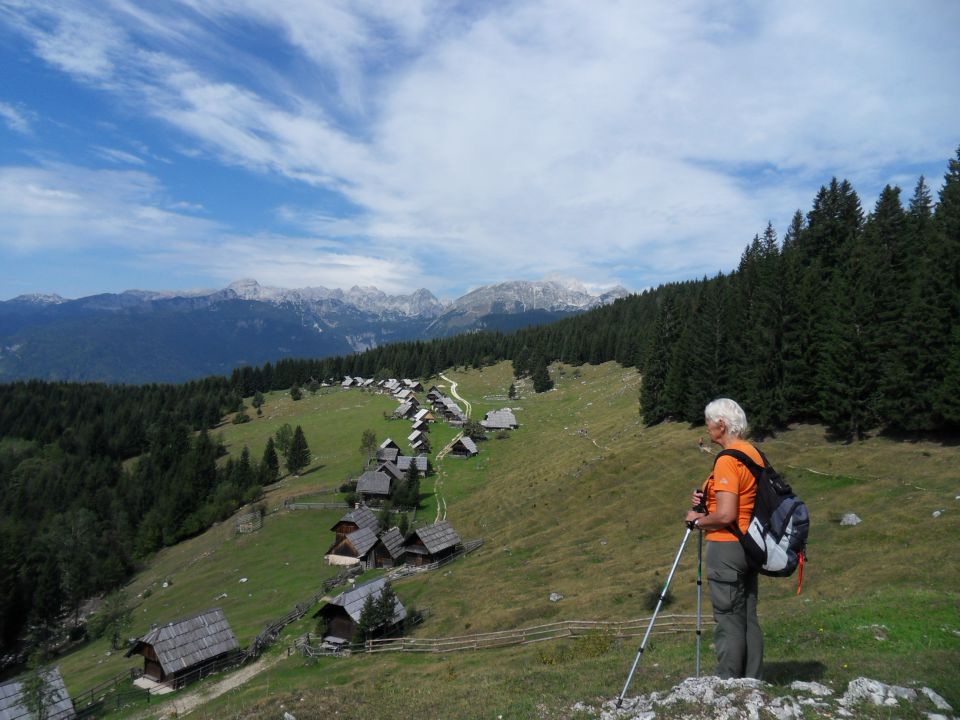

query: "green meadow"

left=53, top=362, right=959, bottom=718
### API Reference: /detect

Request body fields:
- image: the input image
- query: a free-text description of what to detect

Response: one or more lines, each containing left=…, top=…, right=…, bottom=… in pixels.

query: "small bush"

left=644, top=581, right=673, bottom=612
left=232, top=412, right=251, bottom=424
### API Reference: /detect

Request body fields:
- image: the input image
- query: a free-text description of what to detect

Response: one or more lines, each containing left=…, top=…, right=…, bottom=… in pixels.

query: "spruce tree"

left=532, top=358, right=553, bottom=393
left=640, top=292, right=681, bottom=425
left=261, top=437, right=280, bottom=483
left=285, top=426, right=311, bottom=475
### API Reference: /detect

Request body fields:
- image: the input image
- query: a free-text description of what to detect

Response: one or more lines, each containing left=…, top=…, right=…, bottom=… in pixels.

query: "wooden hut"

left=315, top=578, right=407, bottom=641
left=125, top=608, right=238, bottom=685
left=480, top=408, right=519, bottom=431
left=449, top=436, right=478, bottom=458
left=370, top=527, right=406, bottom=568
left=396, top=455, right=428, bottom=475
left=329, top=506, right=378, bottom=543
left=0, top=667, right=76, bottom=720
left=376, top=461, right=404, bottom=482
left=325, top=525, right=378, bottom=566
left=404, top=521, right=462, bottom=566
left=356, top=471, right=392, bottom=502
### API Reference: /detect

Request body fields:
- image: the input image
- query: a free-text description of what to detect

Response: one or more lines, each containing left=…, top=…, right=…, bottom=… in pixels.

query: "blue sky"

left=1, top=0, right=958, bottom=301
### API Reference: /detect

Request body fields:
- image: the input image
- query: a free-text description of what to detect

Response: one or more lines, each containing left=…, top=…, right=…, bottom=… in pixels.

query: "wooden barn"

left=0, top=667, right=76, bottom=720
left=325, top=525, right=378, bottom=566
left=449, top=436, right=478, bottom=458
left=125, top=608, right=238, bottom=685
left=393, top=401, right=417, bottom=419
left=369, top=527, right=406, bottom=568
left=376, top=461, right=404, bottom=483
left=329, top=506, right=378, bottom=542
left=315, top=578, right=407, bottom=641
left=404, top=521, right=462, bottom=566
left=356, top=470, right=392, bottom=502
left=396, top=455, right=428, bottom=475
left=481, top=408, right=519, bottom=431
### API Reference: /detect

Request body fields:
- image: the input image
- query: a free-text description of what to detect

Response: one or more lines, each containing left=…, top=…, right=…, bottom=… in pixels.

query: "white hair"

left=704, top=398, right=748, bottom=437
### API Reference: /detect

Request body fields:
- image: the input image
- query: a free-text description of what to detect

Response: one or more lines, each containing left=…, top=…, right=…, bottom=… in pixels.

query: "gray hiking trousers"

left=706, top=540, right=763, bottom=679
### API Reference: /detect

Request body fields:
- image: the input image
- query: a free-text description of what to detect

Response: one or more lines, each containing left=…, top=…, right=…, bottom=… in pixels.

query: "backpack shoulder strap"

left=713, top=448, right=763, bottom=477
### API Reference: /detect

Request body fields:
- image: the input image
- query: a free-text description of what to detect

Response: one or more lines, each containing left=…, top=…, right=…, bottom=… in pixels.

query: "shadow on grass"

left=764, top=660, right=827, bottom=685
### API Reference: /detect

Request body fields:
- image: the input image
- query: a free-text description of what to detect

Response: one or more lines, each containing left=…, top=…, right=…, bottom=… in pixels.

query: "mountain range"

left=0, top=279, right=629, bottom=383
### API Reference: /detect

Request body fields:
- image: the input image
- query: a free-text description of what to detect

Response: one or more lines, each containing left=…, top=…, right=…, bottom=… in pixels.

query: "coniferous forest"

left=0, top=148, right=957, bottom=661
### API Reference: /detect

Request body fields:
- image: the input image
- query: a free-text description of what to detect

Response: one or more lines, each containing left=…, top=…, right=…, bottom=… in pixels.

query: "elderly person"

left=685, top=398, right=763, bottom=679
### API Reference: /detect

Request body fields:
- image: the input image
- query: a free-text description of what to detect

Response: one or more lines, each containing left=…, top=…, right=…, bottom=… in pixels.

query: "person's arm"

left=688, top=491, right=737, bottom=530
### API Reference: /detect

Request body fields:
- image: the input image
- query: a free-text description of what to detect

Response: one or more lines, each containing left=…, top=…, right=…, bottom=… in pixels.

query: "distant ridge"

left=0, top=279, right=629, bottom=383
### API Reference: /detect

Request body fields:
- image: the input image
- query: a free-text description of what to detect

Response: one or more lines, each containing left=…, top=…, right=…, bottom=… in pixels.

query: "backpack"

left=713, top=448, right=809, bottom=591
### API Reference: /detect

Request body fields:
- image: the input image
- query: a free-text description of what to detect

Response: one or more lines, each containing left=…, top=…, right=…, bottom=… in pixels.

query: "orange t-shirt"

left=702, top=440, right=760, bottom=542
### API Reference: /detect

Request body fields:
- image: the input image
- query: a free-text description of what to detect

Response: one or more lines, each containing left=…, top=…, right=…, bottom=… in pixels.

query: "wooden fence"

left=386, top=538, right=484, bottom=580
left=296, top=614, right=712, bottom=657
left=235, top=511, right=263, bottom=534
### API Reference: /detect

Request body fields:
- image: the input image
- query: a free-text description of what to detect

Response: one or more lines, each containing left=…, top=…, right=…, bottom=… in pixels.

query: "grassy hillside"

left=54, top=362, right=959, bottom=718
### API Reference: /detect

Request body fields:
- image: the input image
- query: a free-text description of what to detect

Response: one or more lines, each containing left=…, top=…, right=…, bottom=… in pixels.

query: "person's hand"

left=685, top=510, right=705, bottom=528
left=690, top=489, right=704, bottom=509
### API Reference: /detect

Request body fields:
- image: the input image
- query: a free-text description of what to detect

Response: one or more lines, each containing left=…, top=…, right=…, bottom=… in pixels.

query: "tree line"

left=0, top=147, right=957, bottom=663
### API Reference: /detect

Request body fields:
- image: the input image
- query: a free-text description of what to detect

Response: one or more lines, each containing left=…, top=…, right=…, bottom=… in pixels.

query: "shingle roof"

left=396, top=455, right=428, bottom=473
left=394, top=401, right=414, bottom=417
left=407, top=429, right=424, bottom=443
left=346, top=526, right=378, bottom=557
left=378, top=438, right=401, bottom=451
left=332, top=505, right=379, bottom=533
left=0, top=667, right=76, bottom=720
left=376, top=461, right=402, bottom=480
left=453, top=436, right=478, bottom=455
left=413, top=408, right=430, bottom=422
left=327, top=578, right=407, bottom=625
left=379, top=527, right=406, bottom=559
left=376, top=447, right=400, bottom=463
left=481, top=408, right=518, bottom=429
left=125, top=608, right=238, bottom=675
left=356, top=471, right=391, bottom=496
left=409, top=520, right=461, bottom=555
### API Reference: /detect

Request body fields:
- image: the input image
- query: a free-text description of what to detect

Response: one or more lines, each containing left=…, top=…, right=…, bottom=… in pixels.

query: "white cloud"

left=0, top=164, right=218, bottom=252
left=1, top=0, right=958, bottom=294
left=0, top=102, right=31, bottom=134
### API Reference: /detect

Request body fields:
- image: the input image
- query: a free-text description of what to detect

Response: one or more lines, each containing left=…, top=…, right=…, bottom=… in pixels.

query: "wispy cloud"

left=0, top=101, right=32, bottom=134
left=1, top=0, right=958, bottom=296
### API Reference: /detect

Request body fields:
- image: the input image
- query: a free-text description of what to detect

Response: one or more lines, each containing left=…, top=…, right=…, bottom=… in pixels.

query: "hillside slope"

left=53, top=362, right=959, bottom=719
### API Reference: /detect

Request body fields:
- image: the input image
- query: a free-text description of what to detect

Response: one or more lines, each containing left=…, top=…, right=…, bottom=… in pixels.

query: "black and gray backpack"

left=714, top=448, right=809, bottom=588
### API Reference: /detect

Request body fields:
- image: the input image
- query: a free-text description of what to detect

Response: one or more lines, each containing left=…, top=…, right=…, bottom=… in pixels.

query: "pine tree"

left=531, top=358, right=553, bottom=393
left=260, top=437, right=279, bottom=484
left=285, top=426, right=311, bottom=476
left=640, top=292, right=682, bottom=425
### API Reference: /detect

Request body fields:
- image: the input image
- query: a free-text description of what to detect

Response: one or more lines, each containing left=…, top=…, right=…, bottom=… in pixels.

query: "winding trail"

left=440, top=373, right=471, bottom=418
left=433, top=373, right=473, bottom=524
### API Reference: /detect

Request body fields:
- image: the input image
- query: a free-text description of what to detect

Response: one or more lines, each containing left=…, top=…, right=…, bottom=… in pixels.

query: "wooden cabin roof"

left=452, top=436, right=478, bottom=455
left=408, top=520, right=461, bottom=555
left=346, top=526, right=378, bottom=557
left=125, top=608, right=238, bottom=675
left=0, top=667, right=76, bottom=720
left=376, top=447, right=400, bottom=463
left=378, top=438, right=401, bottom=451
left=481, top=408, right=519, bottom=430
left=379, top=527, right=406, bottom=559
left=331, top=505, right=378, bottom=533
left=325, top=578, right=407, bottom=625
left=396, top=455, right=428, bottom=473
left=377, top=461, right=403, bottom=481
left=356, top=471, right=391, bottom=496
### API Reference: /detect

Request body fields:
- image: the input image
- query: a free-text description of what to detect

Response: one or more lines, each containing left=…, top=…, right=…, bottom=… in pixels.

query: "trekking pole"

left=615, top=524, right=694, bottom=709
left=694, top=497, right=706, bottom=678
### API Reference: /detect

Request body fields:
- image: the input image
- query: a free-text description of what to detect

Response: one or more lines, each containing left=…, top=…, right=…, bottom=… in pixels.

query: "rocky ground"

left=574, top=676, right=956, bottom=720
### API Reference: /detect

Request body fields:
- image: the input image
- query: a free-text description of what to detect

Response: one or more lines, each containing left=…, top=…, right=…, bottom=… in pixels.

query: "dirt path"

left=132, top=654, right=283, bottom=719
left=440, top=373, right=471, bottom=418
